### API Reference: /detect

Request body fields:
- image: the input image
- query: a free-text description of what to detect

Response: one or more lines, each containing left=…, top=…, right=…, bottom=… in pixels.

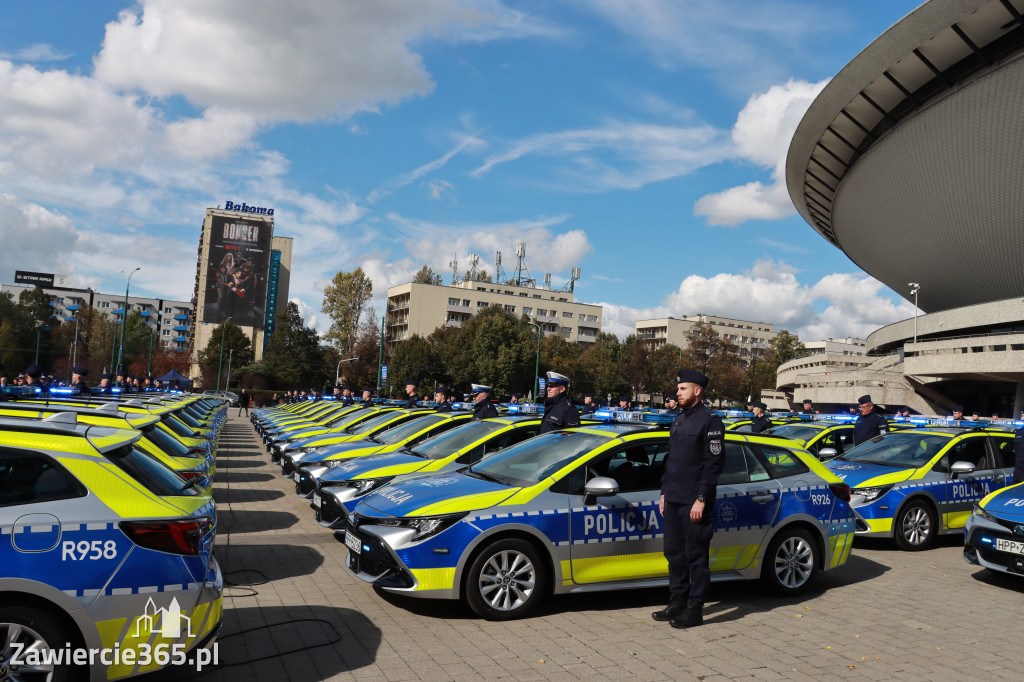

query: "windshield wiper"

left=180, top=476, right=203, bottom=492
left=466, top=469, right=509, bottom=485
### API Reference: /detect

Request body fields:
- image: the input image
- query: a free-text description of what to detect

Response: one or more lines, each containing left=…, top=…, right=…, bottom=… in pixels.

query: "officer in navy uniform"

left=801, top=398, right=815, bottom=414
left=403, top=379, right=420, bottom=408
left=361, top=389, right=374, bottom=408
left=664, top=395, right=680, bottom=415
left=580, top=394, right=598, bottom=414
left=1013, top=408, right=1024, bottom=484
left=0, top=362, right=7, bottom=402
left=749, top=401, right=771, bottom=433
left=853, top=394, right=888, bottom=445
left=98, top=373, right=114, bottom=394
left=652, top=369, right=724, bottom=629
left=25, top=364, right=48, bottom=397
left=434, top=386, right=454, bottom=413
left=471, top=384, right=498, bottom=419
left=70, top=365, right=91, bottom=395
left=341, top=386, right=356, bottom=407
left=539, top=371, right=581, bottom=434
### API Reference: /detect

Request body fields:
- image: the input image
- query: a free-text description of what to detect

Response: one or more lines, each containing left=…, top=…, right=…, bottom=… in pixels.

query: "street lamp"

left=336, top=355, right=361, bottom=386
left=527, top=319, right=542, bottom=402
left=216, top=318, right=231, bottom=392
left=64, top=305, right=81, bottom=382
left=746, top=342, right=767, bottom=403
left=116, top=267, right=141, bottom=373
left=908, top=282, right=920, bottom=344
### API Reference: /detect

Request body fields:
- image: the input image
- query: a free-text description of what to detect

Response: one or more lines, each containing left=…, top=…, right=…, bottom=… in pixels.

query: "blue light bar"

left=111, top=388, right=123, bottom=394
left=506, top=403, right=542, bottom=414
left=49, top=387, right=74, bottom=394
left=451, top=401, right=476, bottom=411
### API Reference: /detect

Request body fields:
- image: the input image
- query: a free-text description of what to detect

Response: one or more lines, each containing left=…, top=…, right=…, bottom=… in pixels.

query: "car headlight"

left=399, top=512, right=468, bottom=542
left=851, top=485, right=893, bottom=503
left=341, top=477, right=393, bottom=493
left=971, top=504, right=998, bottom=524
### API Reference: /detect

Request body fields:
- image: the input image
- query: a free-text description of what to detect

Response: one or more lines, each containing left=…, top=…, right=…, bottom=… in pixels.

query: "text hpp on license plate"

left=995, top=538, right=1024, bottom=555
left=345, top=531, right=361, bottom=554
left=312, top=493, right=321, bottom=508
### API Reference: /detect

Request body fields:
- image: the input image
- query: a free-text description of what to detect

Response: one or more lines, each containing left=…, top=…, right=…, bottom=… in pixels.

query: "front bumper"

left=964, top=515, right=1024, bottom=576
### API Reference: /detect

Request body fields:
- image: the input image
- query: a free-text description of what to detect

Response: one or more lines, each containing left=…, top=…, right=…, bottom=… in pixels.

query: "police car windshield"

left=104, top=444, right=198, bottom=497
left=143, top=425, right=190, bottom=457
left=349, top=412, right=407, bottom=435
left=163, top=415, right=196, bottom=437
left=836, top=432, right=950, bottom=469
left=470, top=431, right=607, bottom=487
left=374, top=415, right=447, bottom=445
left=764, top=424, right=826, bottom=442
left=326, top=408, right=371, bottom=428
left=412, top=421, right=506, bottom=459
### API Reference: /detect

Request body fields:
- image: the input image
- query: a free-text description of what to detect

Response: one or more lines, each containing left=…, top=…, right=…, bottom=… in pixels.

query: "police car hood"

left=357, top=471, right=519, bottom=518
left=320, top=451, right=426, bottom=483
left=301, top=440, right=383, bottom=463
left=825, top=460, right=914, bottom=488
left=979, top=482, right=1024, bottom=521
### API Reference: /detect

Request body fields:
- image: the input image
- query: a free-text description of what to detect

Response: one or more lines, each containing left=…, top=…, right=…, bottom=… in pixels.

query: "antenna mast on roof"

left=449, top=254, right=460, bottom=285
left=495, top=251, right=508, bottom=285
left=513, top=242, right=534, bottom=288
left=468, top=253, right=481, bottom=282
left=562, top=267, right=581, bottom=292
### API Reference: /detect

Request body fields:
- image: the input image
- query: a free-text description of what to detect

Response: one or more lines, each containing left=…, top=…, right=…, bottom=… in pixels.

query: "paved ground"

left=153, top=414, right=1024, bottom=681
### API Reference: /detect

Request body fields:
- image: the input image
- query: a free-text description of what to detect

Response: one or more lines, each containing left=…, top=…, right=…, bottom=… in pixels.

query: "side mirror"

left=584, top=476, right=619, bottom=498
left=950, top=461, right=976, bottom=479
left=817, top=447, right=838, bottom=461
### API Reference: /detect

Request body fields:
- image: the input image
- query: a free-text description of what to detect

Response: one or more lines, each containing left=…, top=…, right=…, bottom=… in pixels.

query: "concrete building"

left=804, top=337, right=866, bottom=357
left=786, top=0, right=1024, bottom=416
left=1, top=283, right=193, bottom=354
left=635, top=315, right=778, bottom=361
left=189, top=206, right=292, bottom=376
left=385, top=280, right=602, bottom=349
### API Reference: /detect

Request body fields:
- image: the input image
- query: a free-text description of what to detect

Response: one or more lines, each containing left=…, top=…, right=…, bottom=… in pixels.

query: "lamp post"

left=527, top=319, right=542, bottom=402
left=146, top=328, right=155, bottom=377
left=64, top=305, right=81, bottom=381
left=746, top=342, right=767, bottom=403
left=216, top=318, right=231, bottom=392
left=336, top=355, right=361, bottom=386
left=226, top=349, right=234, bottom=390
left=376, top=314, right=385, bottom=393
left=908, top=282, right=920, bottom=343
left=34, top=324, right=51, bottom=365
left=116, top=267, right=141, bottom=374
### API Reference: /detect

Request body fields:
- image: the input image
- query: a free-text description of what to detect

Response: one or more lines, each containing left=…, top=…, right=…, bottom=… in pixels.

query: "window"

left=562, top=311, right=574, bottom=318
left=561, top=440, right=669, bottom=494
left=561, top=327, right=571, bottom=333
left=162, top=330, right=170, bottom=336
left=537, top=309, right=548, bottom=317
left=0, top=451, right=86, bottom=506
left=752, top=444, right=809, bottom=479
left=523, top=307, right=532, bottom=316
left=519, top=293, right=528, bottom=297
left=448, top=297, right=461, bottom=306
left=559, top=298, right=567, bottom=302
left=165, top=307, right=172, bottom=313
left=532, top=294, right=541, bottom=299
left=100, top=301, right=109, bottom=308
left=945, top=437, right=990, bottom=470
left=504, top=305, right=515, bottom=312
left=476, top=301, right=489, bottom=308
left=550, top=310, right=558, bottom=317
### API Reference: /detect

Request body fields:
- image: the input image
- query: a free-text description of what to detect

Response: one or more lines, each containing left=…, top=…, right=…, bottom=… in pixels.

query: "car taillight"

left=179, top=470, right=203, bottom=480
left=120, top=518, right=212, bottom=555
left=828, top=483, right=851, bottom=502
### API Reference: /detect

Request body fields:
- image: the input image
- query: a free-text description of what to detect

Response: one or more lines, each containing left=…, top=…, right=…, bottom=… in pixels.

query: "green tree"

left=322, top=267, right=373, bottom=353
left=260, top=302, right=331, bottom=390
left=748, top=330, right=806, bottom=399
left=197, top=320, right=253, bottom=389
left=412, top=265, right=443, bottom=285
left=680, top=323, right=744, bottom=405
left=0, top=321, right=20, bottom=373
left=387, top=334, right=434, bottom=396
left=467, top=307, right=534, bottom=394
left=463, top=269, right=492, bottom=283
left=576, top=332, right=625, bottom=402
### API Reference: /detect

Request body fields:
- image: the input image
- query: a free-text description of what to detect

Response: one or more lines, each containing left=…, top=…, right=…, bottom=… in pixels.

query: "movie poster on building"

left=202, top=215, right=273, bottom=327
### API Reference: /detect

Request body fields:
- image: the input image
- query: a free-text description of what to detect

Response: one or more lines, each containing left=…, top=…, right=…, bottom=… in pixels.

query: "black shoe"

left=651, top=594, right=687, bottom=622
left=670, top=600, right=703, bottom=629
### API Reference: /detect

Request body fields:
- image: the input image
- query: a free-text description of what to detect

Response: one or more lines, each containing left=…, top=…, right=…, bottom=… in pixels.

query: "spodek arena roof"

left=786, top=0, right=1024, bottom=314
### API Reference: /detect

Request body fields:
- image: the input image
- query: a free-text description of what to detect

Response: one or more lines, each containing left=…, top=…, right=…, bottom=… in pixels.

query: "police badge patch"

left=709, top=439, right=722, bottom=455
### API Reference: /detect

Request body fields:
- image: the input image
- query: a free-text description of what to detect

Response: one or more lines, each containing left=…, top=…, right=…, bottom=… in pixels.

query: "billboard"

left=201, top=215, right=273, bottom=327
left=15, top=271, right=54, bottom=287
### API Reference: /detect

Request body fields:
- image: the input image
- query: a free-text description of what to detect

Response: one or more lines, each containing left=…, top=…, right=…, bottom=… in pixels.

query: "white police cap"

left=471, top=384, right=492, bottom=393
left=546, top=371, right=569, bottom=386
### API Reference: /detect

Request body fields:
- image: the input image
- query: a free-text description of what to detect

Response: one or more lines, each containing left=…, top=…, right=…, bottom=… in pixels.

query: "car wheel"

left=894, top=499, right=936, bottom=551
left=0, top=605, right=83, bottom=682
left=762, top=527, right=818, bottom=595
left=465, top=538, right=548, bottom=620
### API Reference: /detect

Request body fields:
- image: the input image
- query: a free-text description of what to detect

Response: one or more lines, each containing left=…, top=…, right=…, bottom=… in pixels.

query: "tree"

left=576, top=333, right=625, bottom=402
left=463, top=269, right=492, bottom=283
left=412, top=265, right=443, bottom=285
left=680, top=323, right=745, bottom=405
left=344, top=307, right=383, bottom=390
left=387, top=335, right=434, bottom=396
left=322, top=267, right=373, bottom=354
left=197, top=320, right=253, bottom=389
left=746, top=330, right=806, bottom=399
left=260, top=302, right=331, bottom=390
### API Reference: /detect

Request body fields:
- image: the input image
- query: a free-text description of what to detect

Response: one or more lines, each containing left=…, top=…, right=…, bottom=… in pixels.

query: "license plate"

left=312, top=493, right=322, bottom=508
left=345, top=531, right=362, bottom=554
left=278, top=458, right=285, bottom=467
left=995, top=538, right=1024, bottom=555
left=292, top=472, right=301, bottom=481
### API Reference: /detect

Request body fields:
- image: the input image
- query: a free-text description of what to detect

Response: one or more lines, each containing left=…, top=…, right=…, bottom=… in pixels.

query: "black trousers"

left=663, top=500, right=714, bottom=604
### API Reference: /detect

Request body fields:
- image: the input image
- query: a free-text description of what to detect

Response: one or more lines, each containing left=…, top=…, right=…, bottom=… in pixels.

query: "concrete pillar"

left=1014, top=381, right=1024, bottom=419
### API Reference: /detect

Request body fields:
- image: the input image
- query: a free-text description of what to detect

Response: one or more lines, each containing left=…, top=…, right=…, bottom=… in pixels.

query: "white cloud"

left=694, top=79, right=826, bottom=226
left=426, top=179, right=455, bottom=201
left=368, top=135, right=484, bottom=203
left=472, top=120, right=730, bottom=191
left=0, top=44, right=72, bottom=62
left=585, top=258, right=915, bottom=341
left=0, top=193, right=80, bottom=282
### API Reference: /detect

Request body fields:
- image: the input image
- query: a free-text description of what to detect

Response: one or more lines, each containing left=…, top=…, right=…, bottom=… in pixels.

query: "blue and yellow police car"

left=343, top=411, right=855, bottom=619
left=964, top=481, right=1024, bottom=577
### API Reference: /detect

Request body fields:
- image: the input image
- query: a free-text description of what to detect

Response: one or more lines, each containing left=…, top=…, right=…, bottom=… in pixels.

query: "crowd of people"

left=0, top=361, right=179, bottom=400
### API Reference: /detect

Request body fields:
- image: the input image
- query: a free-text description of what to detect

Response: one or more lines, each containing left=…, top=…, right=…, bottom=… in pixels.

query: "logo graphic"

left=831, top=464, right=861, bottom=471
left=134, top=597, right=194, bottom=639
left=1014, top=524, right=1024, bottom=536
left=709, top=440, right=722, bottom=456
left=715, top=500, right=738, bottom=526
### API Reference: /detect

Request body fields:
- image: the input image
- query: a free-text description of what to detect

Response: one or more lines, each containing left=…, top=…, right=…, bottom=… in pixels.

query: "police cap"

left=101, top=373, right=113, bottom=380
left=952, top=405, right=964, bottom=413
left=664, top=395, right=677, bottom=403
left=73, top=365, right=88, bottom=376
left=676, top=369, right=708, bottom=388
left=617, top=395, right=630, bottom=403
left=751, top=401, right=767, bottom=409
left=434, top=385, right=450, bottom=396
left=801, top=398, right=813, bottom=405
left=471, top=384, right=492, bottom=394
left=858, top=395, right=873, bottom=405
left=546, top=371, right=570, bottom=386
left=405, top=379, right=420, bottom=388
left=25, top=364, right=42, bottom=379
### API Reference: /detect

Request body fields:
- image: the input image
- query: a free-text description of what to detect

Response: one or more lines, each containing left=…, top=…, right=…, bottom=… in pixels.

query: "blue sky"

left=0, top=0, right=923, bottom=340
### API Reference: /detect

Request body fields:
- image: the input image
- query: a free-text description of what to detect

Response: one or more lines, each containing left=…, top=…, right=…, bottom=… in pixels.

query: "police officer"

left=361, top=389, right=374, bottom=408
left=509, top=393, right=521, bottom=405
left=539, top=371, right=581, bottom=434
left=801, top=398, right=815, bottom=414
left=1013, top=408, right=1024, bottom=484
left=618, top=395, right=632, bottom=410
left=749, top=401, right=771, bottom=433
left=341, top=385, right=356, bottom=407
left=434, top=385, right=454, bottom=413
left=70, top=365, right=91, bottom=395
left=951, top=405, right=965, bottom=422
left=98, top=373, right=114, bottom=394
left=471, top=384, right=498, bottom=419
left=0, top=362, right=7, bottom=402
left=652, top=369, right=724, bottom=629
left=853, top=394, right=888, bottom=445
left=403, top=379, right=420, bottom=408
left=25, top=364, right=48, bottom=397
left=663, top=395, right=680, bottom=415
left=580, top=394, right=598, bottom=414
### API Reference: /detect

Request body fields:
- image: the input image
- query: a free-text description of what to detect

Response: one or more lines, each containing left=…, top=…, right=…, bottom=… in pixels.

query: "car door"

left=710, top=442, right=783, bottom=572
left=811, top=426, right=855, bottom=459
left=942, top=435, right=995, bottom=529
left=988, top=434, right=1016, bottom=487
left=567, top=437, right=669, bottom=584
left=454, top=425, right=541, bottom=467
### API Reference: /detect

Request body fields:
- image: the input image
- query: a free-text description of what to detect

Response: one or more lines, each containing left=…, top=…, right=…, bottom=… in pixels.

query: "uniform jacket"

left=539, top=393, right=581, bottom=434
left=662, top=404, right=725, bottom=505
left=750, top=415, right=772, bottom=433
left=473, top=400, right=498, bottom=420
left=853, top=410, right=888, bottom=445
left=1014, top=426, right=1024, bottom=483
left=404, top=394, right=419, bottom=408
left=436, top=402, right=454, bottom=413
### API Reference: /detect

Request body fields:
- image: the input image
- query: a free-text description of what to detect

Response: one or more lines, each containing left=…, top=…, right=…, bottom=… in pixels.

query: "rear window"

left=0, top=450, right=86, bottom=507
left=752, top=444, right=810, bottom=479
left=142, top=425, right=192, bottom=457
left=104, top=445, right=198, bottom=497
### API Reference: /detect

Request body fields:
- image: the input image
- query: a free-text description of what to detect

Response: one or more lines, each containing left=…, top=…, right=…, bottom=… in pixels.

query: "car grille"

left=316, top=495, right=345, bottom=525
left=346, top=524, right=393, bottom=577
left=968, top=527, right=1024, bottom=573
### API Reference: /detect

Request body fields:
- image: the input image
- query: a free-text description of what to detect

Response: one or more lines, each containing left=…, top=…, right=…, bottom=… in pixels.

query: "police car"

left=291, top=411, right=477, bottom=494
left=343, top=412, right=856, bottom=619
left=964, top=482, right=1024, bottom=577
left=825, top=425, right=1016, bottom=550
left=312, top=415, right=543, bottom=527
left=764, top=419, right=857, bottom=460
left=256, top=402, right=360, bottom=441
left=267, top=407, right=401, bottom=460
left=0, top=414, right=221, bottom=681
